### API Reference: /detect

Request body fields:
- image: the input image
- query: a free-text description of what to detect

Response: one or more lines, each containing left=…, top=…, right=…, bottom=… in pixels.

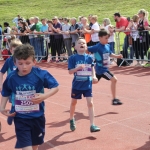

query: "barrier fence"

left=115, top=30, right=150, bottom=67
left=0, top=30, right=150, bottom=66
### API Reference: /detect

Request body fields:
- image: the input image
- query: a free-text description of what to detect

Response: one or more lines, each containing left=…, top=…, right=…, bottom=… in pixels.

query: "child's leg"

left=32, top=145, right=38, bottom=150
left=86, top=97, right=94, bottom=126
left=22, top=146, right=32, bottom=150
left=110, top=76, right=117, bottom=99
left=70, top=98, right=77, bottom=120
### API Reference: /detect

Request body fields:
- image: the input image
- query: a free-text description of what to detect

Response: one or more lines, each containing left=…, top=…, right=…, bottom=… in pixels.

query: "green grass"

left=0, top=0, right=150, bottom=52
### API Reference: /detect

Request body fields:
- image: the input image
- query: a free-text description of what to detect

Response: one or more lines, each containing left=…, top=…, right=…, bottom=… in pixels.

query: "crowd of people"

left=0, top=9, right=150, bottom=66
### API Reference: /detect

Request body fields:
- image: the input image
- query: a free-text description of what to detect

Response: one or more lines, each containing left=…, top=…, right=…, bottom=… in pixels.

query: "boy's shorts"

left=71, top=89, right=92, bottom=99
left=14, top=115, right=45, bottom=149
left=96, top=71, right=114, bottom=81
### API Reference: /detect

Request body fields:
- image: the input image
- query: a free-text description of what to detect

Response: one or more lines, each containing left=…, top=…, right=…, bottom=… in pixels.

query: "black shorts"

left=96, top=71, right=114, bottom=81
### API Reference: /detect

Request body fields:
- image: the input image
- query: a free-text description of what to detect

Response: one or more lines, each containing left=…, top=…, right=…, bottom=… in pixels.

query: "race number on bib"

left=76, top=64, right=92, bottom=76
left=15, top=91, right=39, bottom=113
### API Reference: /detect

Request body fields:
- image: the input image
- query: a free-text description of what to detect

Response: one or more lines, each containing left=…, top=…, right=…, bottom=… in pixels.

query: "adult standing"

left=69, top=17, right=80, bottom=53
left=84, top=15, right=100, bottom=46
left=49, top=16, right=63, bottom=62
left=61, top=18, right=72, bottom=57
left=112, top=12, right=132, bottom=62
left=30, top=16, right=43, bottom=61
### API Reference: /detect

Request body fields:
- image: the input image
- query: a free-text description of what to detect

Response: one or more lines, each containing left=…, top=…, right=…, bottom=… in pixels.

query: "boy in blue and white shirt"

left=0, top=44, right=59, bottom=150
left=68, top=37, right=100, bottom=133
left=87, top=29, right=123, bottom=105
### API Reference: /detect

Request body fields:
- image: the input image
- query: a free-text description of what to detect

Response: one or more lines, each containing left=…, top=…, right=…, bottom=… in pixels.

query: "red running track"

left=0, top=61, right=150, bottom=150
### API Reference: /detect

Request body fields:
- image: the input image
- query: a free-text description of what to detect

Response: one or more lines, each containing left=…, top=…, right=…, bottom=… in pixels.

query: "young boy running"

left=0, top=39, right=22, bottom=125
left=0, top=44, right=59, bottom=150
left=87, top=29, right=123, bottom=105
left=68, top=37, right=100, bottom=132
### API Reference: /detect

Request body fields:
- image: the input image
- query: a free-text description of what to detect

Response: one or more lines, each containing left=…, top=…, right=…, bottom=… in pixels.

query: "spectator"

left=137, top=9, right=150, bottom=67
left=61, top=17, right=72, bottom=57
left=49, top=16, right=63, bottom=62
left=112, top=12, right=132, bottom=63
left=84, top=15, right=100, bottom=45
left=88, top=14, right=93, bottom=29
left=126, top=15, right=141, bottom=66
left=69, top=17, right=80, bottom=54
left=12, top=15, right=21, bottom=27
left=58, top=17, right=64, bottom=26
left=3, top=22, right=11, bottom=49
left=40, top=18, right=49, bottom=62
left=30, top=16, right=43, bottom=61
left=0, top=25, right=3, bottom=60
left=80, top=17, right=91, bottom=46
left=103, top=18, right=115, bottom=54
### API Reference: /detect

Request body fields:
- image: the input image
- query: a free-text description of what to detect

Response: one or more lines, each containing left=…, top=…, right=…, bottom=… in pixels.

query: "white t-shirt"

left=104, top=25, right=115, bottom=43
left=91, top=22, right=99, bottom=42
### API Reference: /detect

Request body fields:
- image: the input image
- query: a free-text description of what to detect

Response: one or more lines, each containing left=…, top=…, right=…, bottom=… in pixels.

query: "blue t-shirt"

left=68, top=53, right=93, bottom=90
left=1, top=67, right=59, bottom=119
left=40, top=24, right=48, bottom=32
left=0, top=56, right=16, bottom=75
left=88, top=43, right=112, bottom=75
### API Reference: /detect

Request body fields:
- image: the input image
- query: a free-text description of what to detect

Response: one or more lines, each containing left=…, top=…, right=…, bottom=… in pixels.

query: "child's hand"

left=31, top=93, right=45, bottom=104
left=76, top=64, right=85, bottom=70
left=92, top=77, right=98, bottom=84
left=118, top=54, right=123, bottom=59
left=1, top=109, right=16, bottom=117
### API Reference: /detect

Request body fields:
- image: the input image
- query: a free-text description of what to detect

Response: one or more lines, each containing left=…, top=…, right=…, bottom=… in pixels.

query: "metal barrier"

left=0, top=33, right=79, bottom=62
left=115, top=30, right=150, bottom=67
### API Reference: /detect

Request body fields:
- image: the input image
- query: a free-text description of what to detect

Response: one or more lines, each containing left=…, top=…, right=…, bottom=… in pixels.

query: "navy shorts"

left=71, top=89, right=92, bottom=99
left=14, top=115, right=45, bottom=149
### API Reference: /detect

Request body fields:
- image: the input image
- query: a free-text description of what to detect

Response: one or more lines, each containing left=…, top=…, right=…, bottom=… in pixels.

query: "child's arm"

left=31, top=86, right=59, bottom=104
left=0, top=96, right=16, bottom=117
left=0, top=72, right=4, bottom=91
left=110, top=53, right=123, bottom=59
left=92, top=65, right=98, bottom=84
left=68, top=64, right=85, bottom=74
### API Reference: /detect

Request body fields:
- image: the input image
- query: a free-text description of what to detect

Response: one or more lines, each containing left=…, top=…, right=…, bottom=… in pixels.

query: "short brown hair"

left=10, top=39, right=22, bottom=49
left=75, top=37, right=85, bottom=45
left=13, top=44, right=35, bottom=62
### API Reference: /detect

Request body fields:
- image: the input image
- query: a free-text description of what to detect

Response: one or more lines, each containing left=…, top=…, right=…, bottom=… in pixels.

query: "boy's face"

left=99, top=35, right=109, bottom=45
left=14, top=56, right=36, bottom=76
left=75, top=39, right=87, bottom=54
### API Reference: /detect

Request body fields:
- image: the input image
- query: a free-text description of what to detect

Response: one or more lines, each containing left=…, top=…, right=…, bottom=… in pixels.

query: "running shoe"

left=70, top=118, right=76, bottom=131
left=90, top=125, right=100, bottom=132
left=112, top=99, right=123, bottom=105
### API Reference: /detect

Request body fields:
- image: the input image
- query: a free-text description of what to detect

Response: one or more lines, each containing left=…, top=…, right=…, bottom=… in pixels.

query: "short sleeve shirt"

left=1, top=67, right=59, bottom=119
left=68, top=54, right=93, bottom=90
left=91, top=22, right=99, bottom=42
left=88, top=43, right=112, bottom=75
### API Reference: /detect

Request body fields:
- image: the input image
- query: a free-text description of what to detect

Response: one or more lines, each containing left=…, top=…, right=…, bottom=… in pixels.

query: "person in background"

left=49, top=16, right=63, bottom=62
left=84, top=15, right=100, bottom=46
left=126, top=15, right=141, bottom=66
left=111, top=12, right=133, bottom=64
left=12, top=15, right=21, bottom=27
left=137, top=9, right=150, bottom=67
left=69, top=17, right=80, bottom=54
left=103, top=18, right=115, bottom=64
left=61, top=17, right=72, bottom=57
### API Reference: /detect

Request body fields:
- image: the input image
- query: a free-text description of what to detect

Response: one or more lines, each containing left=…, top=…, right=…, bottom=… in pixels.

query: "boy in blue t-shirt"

left=0, top=44, right=59, bottom=150
left=0, top=39, right=22, bottom=125
left=87, top=29, right=123, bottom=105
left=68, top=37, right=100, bottom=132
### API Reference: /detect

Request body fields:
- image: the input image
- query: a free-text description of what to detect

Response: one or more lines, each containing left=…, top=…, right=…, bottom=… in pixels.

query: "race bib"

left=15, top=90, right=39, bottom=113
left=76, top=64, right=92, bottom=76
left=103, top=53, right=110, bottom=67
